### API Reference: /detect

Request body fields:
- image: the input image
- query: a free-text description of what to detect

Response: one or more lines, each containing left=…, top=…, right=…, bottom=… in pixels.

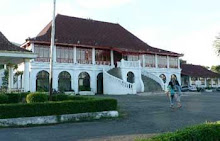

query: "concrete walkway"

left=0, top=92, right=219, bottom=141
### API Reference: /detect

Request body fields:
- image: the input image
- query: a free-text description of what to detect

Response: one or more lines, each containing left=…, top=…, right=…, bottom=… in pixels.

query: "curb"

left=0, top=111, right=119, bottom=127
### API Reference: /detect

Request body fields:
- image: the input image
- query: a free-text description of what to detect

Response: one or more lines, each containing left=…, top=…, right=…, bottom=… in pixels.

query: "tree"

left=214, top=33, right=220, bottom=56
left=211, top=65, right=220, bottom=73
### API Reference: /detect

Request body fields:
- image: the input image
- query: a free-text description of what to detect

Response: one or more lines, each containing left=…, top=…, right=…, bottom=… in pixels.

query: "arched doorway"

left=160, top=74, right=166, bottom=83
left=78, top=72, right=90, bottom=91
left=36, top=70, right=49, bottom=92
left=97, top=73, right=103, bottom=94
left=58, top=71, right=71, bottom=92
left=127, top=71, right=135, bottom=83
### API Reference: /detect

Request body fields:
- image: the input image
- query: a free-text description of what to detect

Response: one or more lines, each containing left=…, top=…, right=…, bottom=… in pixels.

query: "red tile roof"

left=0, top=32, right=30, bottom=52
left=28, top=14, right=182, bottom=57
left=181, top=64, right=220, bottom=78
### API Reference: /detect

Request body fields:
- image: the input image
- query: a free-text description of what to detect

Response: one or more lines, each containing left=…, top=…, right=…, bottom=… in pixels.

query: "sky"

left=0, top=0, right=220, bottom=67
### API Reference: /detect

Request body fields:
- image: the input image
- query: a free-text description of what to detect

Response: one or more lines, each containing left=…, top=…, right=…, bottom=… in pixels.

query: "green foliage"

left=137, top=123, right=220, bottom=141
left=79, top=86, right=91, bottom=91
left=1, top=69, right=8, bottom=89
left=214, top=33, right=220, bottom=56
left=211, top=65, right=220, bottom=73
left=6, top=92, right=29, bottom=103
left=52, top=94, right=70, bottom=101
left=0, top=98, right=117, bottom=119
left=26, top=93, right=48, bottom=103
left=0, top=94, right=8, bottom=104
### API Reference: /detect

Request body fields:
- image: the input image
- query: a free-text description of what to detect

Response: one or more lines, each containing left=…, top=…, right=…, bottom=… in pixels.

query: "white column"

left=8, top=65, right=13, bottom=92
left=189, top=76, right=192, bottom=86
left=73, top=46, right=77, bottom=64
left=167, top=56, right=170, bottom=69
left=155, top=54, right=158, bottom=68
left=178, top=58, right=180, bottom=69
left=92, top=48, right=95, bottom=65
left=24, top=59, right=30, bottom=92
left=111, top=50, right=114, bottom=67
left=30, top=43, right=34, bottom=52
left=53, top=45, right=56, bottom=63
left=73, top=71, right=78, bottom=93
left=142, top=55, right=145, bottom=67
left=204, top=78, right=207, bottom=87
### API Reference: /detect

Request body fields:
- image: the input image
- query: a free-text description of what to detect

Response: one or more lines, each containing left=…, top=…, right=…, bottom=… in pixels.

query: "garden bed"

left=0, top=92, right=117, bottom=117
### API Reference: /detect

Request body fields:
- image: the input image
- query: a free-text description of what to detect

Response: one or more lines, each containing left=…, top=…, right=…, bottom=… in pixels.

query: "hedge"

left=0, top=98, right=117, bottom=119
left=138, top=122, right=220, bottom=141
left=26, top=93, right=48, bottom=103
left=5, top=92, right=29, bottom=103
left=0, top=94, right=8, bottom=104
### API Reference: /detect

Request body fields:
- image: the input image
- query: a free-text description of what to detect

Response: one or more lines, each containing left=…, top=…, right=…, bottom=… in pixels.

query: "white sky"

left=0, top=0, right=220, bottom=67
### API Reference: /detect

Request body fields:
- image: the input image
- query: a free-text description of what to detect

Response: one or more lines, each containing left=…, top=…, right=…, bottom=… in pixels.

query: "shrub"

left=0, top=98, right=117, bottom=119
left=52, top=94, right=69, bottom=101
left=0, top=94, right=8, bottom=104
left=26, top=93, right=48, bottom=103
left=138, top=122, right=220, bottom=141
left=6, top=92, right=29, bottom=103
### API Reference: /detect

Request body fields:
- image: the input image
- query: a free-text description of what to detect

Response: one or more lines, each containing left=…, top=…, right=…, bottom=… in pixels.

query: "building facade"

left=181, top=64, right=220, bottom=88
left=14, top=14, right=183, bottom=94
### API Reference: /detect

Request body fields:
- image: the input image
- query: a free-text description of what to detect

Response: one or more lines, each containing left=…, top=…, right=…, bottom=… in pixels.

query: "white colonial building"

left=4, top=14, right=183, bottom=95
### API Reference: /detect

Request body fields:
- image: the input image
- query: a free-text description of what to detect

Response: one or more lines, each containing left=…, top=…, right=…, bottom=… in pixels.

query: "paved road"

left=0, top=92, right=220, bottom=141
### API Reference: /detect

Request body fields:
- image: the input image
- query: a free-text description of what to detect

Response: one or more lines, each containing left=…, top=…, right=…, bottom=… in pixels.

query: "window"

left=169, top=57, right=178, bottom=68
left=35, top=45, right=50, bottom=62
left=127, top=55, right=140, bottom=61
left=145, top=54, right=155, bottom=67
left=95, top=49, right=110, bottom=65
left=158, top=55, right=167, bottom=68
left=56, top=46, right=74, bottom=63
left=76, top=48, right=92, bottom=64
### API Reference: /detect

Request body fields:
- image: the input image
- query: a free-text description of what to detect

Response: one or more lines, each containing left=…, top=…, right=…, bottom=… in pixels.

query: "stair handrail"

left=142, top=71, right=165, bottom=90
left=103, top=70, right=136, bottom=94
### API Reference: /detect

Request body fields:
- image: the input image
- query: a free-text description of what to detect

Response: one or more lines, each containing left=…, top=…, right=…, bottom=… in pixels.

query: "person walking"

left=167, top=81, right=175, bottom=108
left=173, top=79, right=182, bottom=108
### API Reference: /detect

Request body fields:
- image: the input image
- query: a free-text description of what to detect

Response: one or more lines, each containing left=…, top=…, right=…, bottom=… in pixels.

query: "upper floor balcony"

left=32, top=44, right=180, bottom=69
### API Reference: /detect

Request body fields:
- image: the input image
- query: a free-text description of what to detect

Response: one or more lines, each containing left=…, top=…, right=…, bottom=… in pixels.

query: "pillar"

left=24, top=59, right=30, bottom=92
left=178, top=58, right=180, bottom=69
left=111, top=50, right=114, bottom=67
left=142, top=55, right=145, bottom=67
left=155, top=54, right=158, bottom=68
left=167, top=56, right=170, bottom=69
left=204, top=78, right=207, bottom=87
left=8, top=65, right=14, bottom=92
left=92, top=48, right=95, bottom=65
left=73, top=46, right=77, bottom=64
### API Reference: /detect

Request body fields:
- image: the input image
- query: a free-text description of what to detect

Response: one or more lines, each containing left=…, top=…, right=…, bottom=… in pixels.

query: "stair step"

left=141, top=75, right=163, bottom=92
left=107, top=68, right=122, bottom=79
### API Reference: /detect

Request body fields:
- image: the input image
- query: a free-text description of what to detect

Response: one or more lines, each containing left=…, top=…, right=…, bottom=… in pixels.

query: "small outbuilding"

left=0, top=32, right=37, bottom=92
left=181, top=63, right=220, bottom=88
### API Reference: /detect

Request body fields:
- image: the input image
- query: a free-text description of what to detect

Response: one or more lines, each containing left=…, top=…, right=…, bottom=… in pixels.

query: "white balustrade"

left=103, top=70, right=136, bottom=94
left=117, top=59, right=141, bottom=68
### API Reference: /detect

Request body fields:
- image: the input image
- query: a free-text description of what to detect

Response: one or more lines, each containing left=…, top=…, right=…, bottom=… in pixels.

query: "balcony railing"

left=117, top=59, right=141, bottom=68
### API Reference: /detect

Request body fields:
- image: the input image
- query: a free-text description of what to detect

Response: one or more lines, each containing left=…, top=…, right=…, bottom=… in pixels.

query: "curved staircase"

left=141, top=75, right=163, bottom=92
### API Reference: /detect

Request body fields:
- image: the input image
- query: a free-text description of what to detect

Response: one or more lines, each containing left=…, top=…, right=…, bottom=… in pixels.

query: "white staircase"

left=103, top=70, right=136, bottom=95
left=142, top=71, right=165, bottom=91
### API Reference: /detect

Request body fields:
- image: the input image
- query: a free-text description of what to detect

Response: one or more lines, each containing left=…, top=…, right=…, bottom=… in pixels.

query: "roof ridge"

left=57, top=13, right=119, bottom=25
